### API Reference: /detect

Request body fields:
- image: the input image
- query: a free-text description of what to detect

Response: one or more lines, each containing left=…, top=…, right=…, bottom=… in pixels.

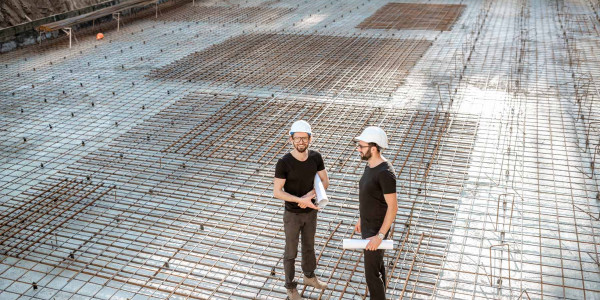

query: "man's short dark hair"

left=368, top=142, right=382, bottom=152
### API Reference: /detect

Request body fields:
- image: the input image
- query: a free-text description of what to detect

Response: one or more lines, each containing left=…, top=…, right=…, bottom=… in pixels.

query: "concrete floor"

left=0, top=0, right=599, bottom=299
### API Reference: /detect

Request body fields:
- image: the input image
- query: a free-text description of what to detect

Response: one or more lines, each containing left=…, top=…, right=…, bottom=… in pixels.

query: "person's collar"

left=291, top=149, right=309, bottom=162
left=367, top=156, right=385, bottom=168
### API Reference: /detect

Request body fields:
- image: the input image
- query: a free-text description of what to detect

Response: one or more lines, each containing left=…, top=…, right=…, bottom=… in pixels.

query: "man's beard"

left=360, top=150, right=372, bottom=161
left=295, top=144, right=308, bottom=153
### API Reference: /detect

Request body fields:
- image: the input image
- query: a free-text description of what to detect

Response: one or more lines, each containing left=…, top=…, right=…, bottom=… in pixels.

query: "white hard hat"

left=355, top=126, right=388, bottom=148
left=289, top=120, right=312, bottom=136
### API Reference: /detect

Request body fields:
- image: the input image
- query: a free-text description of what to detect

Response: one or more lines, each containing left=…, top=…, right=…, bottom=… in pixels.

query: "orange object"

left=96, top=33, right=104, bottom=40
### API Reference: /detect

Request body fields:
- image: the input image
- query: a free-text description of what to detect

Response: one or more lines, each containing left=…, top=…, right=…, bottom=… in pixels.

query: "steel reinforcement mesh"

left=1, top=0, right=600, bottom=299
left=357, top=3, right=466, bottom=31
left=0, top=92, right=477, bottom=299
left=149, top=34, right=432, bottom=97
left=156, top=5, right=296, bottom=24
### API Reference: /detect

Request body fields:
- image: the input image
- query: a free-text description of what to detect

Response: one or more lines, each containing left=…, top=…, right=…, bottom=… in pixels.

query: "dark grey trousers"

left=283, top=209, right=317, bottom=289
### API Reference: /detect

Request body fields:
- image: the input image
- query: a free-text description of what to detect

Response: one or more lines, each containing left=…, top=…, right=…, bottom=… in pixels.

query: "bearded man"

left=353, top=126, right=398, bottom=300
left=273, top=120, right=329, bottom=300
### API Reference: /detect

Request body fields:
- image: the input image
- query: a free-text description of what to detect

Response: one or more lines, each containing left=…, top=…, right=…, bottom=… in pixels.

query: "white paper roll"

left=342, top=239, right=394, bottom=250
left=314, top=173, right=328, bottom=208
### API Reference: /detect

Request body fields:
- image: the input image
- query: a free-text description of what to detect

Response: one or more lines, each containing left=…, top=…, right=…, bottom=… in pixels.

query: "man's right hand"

left=297, top=191, right=318, bottom=210
left=354, top=218, right=361, bottom=233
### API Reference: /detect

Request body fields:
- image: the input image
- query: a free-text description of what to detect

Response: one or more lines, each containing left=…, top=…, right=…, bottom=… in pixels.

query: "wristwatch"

left=377, top=232, right=385, bottom=240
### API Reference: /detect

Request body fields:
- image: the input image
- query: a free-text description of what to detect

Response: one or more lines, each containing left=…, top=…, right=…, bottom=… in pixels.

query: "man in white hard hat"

left=273, top=120, right=329, bottom=300
left=353, top=126, right=398, bottom=300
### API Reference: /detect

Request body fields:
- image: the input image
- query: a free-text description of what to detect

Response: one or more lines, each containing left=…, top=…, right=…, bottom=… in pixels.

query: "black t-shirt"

left=275, top=150, right=325, bottom=213
left=359, top=161, right=396, bottom=237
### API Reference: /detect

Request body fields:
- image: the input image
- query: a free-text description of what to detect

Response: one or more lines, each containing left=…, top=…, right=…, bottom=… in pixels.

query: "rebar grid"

left=356, top=3, right=466, bottom=31
left=1, top=90, right=478, bottom=299
left=556, top=0, right=600, bottom=192
left=150, top=33, right=432, bottom=97
left=156, top=5, right=296, bottom=24
left=432, top=0, right=600, bottom=299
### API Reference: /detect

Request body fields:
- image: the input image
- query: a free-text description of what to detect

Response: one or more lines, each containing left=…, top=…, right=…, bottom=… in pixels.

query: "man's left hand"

left=365, top=235, right=382, bottom=251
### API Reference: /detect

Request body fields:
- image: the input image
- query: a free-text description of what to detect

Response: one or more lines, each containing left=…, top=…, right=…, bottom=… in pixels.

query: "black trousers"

left=283, top=209, right=317, bottom=289
left=363, top=249, right=386, bottom=299
left=362, top=225, right=387, bottom=300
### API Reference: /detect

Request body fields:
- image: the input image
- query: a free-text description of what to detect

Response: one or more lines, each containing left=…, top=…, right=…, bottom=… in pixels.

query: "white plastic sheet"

left=342, top=239, right=394, bottom=250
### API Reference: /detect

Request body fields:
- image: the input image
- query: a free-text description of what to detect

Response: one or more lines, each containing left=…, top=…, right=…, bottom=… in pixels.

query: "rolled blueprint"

left=314, top=173, right=328, bottom=208
left=342, top=239, right=394, bottom=250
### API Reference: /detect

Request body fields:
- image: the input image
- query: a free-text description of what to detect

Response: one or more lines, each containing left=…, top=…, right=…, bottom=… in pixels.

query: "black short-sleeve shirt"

left=275, top=150, right=325, bottom=213
left=359, top=161, right=396, bottom=237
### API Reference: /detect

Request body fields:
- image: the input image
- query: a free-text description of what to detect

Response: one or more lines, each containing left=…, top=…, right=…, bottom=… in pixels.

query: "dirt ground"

left=0, top=0, right=108, bottom=28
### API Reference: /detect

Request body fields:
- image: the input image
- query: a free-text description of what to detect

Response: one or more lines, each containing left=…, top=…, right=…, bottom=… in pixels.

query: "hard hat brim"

left=354, top=135, right=387, bottom=148
left=290, top=132, right=312, bottom=136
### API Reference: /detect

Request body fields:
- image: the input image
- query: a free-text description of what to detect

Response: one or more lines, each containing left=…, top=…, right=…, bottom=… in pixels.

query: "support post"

left=63, top=27, right=72, bottom=48
left=113, top=12, right=121, bottom=31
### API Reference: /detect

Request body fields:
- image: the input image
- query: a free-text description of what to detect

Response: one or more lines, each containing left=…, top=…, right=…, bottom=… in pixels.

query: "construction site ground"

left=1, top=0, right=599, bottom=299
